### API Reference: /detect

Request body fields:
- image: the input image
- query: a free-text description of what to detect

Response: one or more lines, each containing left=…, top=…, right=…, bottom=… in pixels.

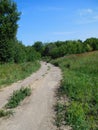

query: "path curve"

left=0, top=62, right=62, bottom=130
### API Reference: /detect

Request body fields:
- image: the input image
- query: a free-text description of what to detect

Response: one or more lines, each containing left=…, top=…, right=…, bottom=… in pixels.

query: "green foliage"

left=14, top=41, right=27, bottom=63
left=42, top=56, right=51, bottom=63
left=42, top=40, right=84, bottom=59
left=5, top=87, right=31, bottom=108
left=0, top=39, right=15, bottom=62
left=26, top=46, right=41, bottom=62
left=52, top=51, right=98, bottom=130
left=55, top=102, right=66, bottom=127
left=0, top=61, right=40, bottom=87
left=33, top=41, right=44, bottom=56
left=84, top=38, right=98, bottom=51
left=0, top=0, right=20, bottom=39
left=0, top=0, right=20, bottom=63
left=66, top=102, right=89, bottom=130
left=13, top=40, right=41, bottom=63
left=0, top=109, right=13, bottom=117
left=38, top=38, right=98, bottom=59
left=43, top=43, right=57, bottom=57
left=0, top=0, right=41, bottom=63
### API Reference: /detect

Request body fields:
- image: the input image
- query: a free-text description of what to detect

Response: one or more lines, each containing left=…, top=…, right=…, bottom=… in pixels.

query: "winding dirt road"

left=0, top=62, right=62, bottom=130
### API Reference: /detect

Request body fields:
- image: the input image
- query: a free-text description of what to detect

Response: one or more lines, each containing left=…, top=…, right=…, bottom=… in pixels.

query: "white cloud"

left=93, top=15, right=98, bottom=20
left=76, top=8, right=98, bottom=24
left=77, top=19, right=98, bottom=24
left=78, top=9, right=93, bottom=16
left=52, top=31, right=77, bottom=35
left=35, top=6, right=64, bottom=11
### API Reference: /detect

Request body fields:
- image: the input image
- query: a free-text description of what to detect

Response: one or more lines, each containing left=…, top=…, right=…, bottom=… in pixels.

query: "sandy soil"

left=0, top=62, right=62, bottom=130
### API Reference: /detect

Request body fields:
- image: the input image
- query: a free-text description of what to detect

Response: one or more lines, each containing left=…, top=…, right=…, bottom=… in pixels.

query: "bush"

left=14, top=41, right=27, bottom=63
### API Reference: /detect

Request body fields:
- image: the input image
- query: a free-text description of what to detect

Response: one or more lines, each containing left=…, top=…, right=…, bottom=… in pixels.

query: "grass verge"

left=0, top=61, right=40, bottom=88
left=52, top=51, right=98, bottom=130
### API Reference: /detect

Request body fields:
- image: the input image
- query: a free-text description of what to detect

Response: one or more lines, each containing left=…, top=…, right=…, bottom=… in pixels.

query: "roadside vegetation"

left=5, top=87, right=31, bottom=108
left=0, top=87, right=31, bottom=118
left=51, top=51, right=98, bottom=130
left=35, top=38, right=98, bottom=130
left=0, top=0, right=41, bottom=88
left=0, top=61, right=40, bottom=88
left=0, top=0, right=98, bottom=128
left=33, top=38, right=98, bottom=60
left=0, top=109, right=13, bottom=118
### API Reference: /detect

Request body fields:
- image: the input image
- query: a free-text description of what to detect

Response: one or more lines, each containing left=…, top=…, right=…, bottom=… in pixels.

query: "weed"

left=0, top=109, right=13, bottom=118
left=5, top=87, right=32, bottom=109
left=0, top=61, right=40, bottom=88
left=52, top=51, right=98, bottom=130
left=55, top=102, right=66, bottom=127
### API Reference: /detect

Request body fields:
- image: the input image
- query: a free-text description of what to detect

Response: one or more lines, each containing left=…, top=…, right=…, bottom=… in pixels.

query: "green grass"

left=0, top=61, right=40, bottom=88
left=5, top=87, right=32, bottom=109
left=52, top=51, right=98, bottom=130
left=0, top=87, right=31, bottom=118
left=0, top=109, right=13, bottom=118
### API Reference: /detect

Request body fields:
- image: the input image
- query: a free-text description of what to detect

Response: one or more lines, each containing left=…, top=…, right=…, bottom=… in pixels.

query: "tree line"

left=0, top=0, right=40, bottom=63
left=33, top=38, right=98, bottom=59
left=0, top=0, right=98, bottom=64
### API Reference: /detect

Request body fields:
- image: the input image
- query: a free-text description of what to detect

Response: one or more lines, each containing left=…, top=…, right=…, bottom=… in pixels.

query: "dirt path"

left=0, top=62, right=62, bottom=130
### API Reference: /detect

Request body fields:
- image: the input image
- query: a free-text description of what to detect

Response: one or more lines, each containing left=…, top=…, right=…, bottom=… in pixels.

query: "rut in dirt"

left=0, top=62, right=62, bottom=130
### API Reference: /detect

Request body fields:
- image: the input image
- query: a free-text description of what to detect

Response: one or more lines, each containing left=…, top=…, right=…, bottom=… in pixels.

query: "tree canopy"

left=0, top=0, right=20, bottom=62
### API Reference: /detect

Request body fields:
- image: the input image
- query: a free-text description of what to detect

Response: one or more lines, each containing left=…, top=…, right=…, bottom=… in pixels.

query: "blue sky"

left=14, top=0, right=98, bottom=45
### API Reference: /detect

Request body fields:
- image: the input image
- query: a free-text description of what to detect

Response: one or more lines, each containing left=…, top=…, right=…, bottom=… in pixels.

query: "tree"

left=26, top=46, right=41, bottom=62
left=43, top=43, right=57, bottom=56
left=33, top=41, right=43, bottom=55
left=0, top=0, right=20, bottom=62
left=84, top=38, right=98, bottom=51
left=14, top=41, right=27, bottom=63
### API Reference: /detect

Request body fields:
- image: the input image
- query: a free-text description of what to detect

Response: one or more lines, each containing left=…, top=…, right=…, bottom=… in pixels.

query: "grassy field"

left=0, top=61, right=40, bottom=88
left=52, top=51, right=98, bottom=130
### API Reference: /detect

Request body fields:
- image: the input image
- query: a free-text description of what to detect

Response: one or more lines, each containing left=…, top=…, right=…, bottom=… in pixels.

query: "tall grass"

left=0, top=61, right=40, bottom=88
left=52, top=51, right=98, bottom=130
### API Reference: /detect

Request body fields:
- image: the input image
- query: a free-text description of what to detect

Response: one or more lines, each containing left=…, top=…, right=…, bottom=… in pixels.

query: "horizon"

left=14, top=0, right=98, bottom=45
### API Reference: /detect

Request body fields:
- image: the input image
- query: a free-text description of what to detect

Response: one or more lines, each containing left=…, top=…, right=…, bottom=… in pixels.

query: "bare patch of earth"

left=0, top=62, right=62, bottom=130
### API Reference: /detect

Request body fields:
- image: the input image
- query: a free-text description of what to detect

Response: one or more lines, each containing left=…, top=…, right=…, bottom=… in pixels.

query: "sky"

left=14, top=0, right=98, bottom=45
